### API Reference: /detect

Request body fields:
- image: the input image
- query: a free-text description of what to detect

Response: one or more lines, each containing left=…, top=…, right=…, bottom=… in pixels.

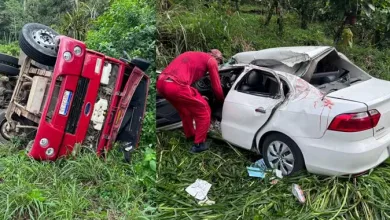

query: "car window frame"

left=234, top=67, right=282, bottom=99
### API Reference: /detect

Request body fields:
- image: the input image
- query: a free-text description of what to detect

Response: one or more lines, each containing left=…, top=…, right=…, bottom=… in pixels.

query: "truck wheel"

left=0, top=53, right=19, bottom=67
left=0, top=110, right=10, bottom=144
left=19, top=23, right=59, bottom=66
left=0, top=63, right=19, bottom=76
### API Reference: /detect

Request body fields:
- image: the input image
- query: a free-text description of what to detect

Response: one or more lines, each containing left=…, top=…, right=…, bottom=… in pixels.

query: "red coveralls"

left=157, top=52, right=224, bottom=144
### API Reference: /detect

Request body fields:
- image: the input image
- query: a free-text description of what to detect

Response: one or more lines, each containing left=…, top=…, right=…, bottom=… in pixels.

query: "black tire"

left=0, top=63, right=19, bottom=76
left=262, top=133, right=305, bottom=176
left=0, top=110, right=10, bottom=144
left=19, top=23, right=59, bottom=66
left=0, top=53, right=19, bottom=67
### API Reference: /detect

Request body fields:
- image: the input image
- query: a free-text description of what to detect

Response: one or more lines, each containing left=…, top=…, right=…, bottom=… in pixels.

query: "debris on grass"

left=198, top=196, right=216, bottom=206
left=292, top=184, right=306, bottom=204
left=185, top=179, right=212, bottom=201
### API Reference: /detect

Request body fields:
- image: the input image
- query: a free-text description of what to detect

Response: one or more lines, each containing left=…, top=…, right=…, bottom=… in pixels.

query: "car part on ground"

left=3, top=32, right=150, bottom=161
left=19, top=23, right=60, bottom=66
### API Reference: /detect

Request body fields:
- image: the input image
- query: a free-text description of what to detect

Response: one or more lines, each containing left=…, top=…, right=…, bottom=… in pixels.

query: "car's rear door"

left=221, top=66, right=284, bottom=150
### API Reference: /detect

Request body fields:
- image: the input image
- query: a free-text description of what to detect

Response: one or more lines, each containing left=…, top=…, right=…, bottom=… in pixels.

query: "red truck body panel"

left=28, top=36, right=149, bottom=160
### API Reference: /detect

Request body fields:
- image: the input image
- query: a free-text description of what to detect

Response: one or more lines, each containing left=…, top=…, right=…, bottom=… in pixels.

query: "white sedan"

left=157, top=46, right=390, bottom=176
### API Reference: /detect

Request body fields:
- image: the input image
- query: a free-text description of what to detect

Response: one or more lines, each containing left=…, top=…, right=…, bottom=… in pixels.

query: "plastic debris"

left=274, top=169, right=283, bottom=179
left=247, top=166, right=266, bottom=178
left=186, top=179, right=212, bottom=201
left=292, top=184, right=306, bottom=203
left=247, top=159, right=267, bottom=178
left=270, top=179, right=279, bottom=185
left=198, top=196, right=216, bottom=206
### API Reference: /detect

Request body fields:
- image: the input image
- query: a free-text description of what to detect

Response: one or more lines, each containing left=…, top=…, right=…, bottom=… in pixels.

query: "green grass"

left=156, top=131, right=390, bottom=219
left=0, top=141, right=156, bottom=219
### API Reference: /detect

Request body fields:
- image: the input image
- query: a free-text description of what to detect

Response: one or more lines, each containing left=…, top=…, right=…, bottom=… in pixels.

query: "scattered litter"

left=247, top=166, right=266, bottom=178
left=270, top=179, right=279, bottom=185
left=292, top=184, right=306, bottom=204
left=247, top=159, right=267, bottom=178
left=255, top=159, right=267, bottom=171
left=186, top=179, right=212, bottom=201
left=198, top=196, right=216, bottom=206
left=274, top=169, right=283, bottom=179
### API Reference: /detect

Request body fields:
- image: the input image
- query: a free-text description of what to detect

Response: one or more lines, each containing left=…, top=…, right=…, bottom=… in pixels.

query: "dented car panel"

left=157, top=46, right=390, bottom=176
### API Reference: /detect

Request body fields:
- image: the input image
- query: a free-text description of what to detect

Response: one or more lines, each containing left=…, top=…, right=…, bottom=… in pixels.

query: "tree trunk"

left=277, top=3, right=284, bottom=34
left=265, top=0, right=278, bottom=26
left=334, top=16, right=347, bottom=44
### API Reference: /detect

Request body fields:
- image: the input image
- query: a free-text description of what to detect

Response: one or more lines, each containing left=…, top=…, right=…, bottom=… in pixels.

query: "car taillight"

left=328, top=109, right=381, bottom=132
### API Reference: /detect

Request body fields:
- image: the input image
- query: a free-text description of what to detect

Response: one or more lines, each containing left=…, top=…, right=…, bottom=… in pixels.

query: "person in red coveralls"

left=157, top=49, right=224, bottom=153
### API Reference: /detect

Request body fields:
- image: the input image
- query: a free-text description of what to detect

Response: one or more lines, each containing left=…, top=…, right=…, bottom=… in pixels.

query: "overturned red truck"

left=0, top=23, right=150, bottom=161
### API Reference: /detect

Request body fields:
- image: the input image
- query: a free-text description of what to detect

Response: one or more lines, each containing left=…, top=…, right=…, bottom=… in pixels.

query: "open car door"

left=96, top=66, right=149, bottom=157
left=221, top=66, right=284, bottom=150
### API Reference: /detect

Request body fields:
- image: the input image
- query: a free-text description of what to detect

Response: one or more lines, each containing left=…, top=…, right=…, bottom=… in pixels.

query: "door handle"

left=255, top=107, right=266, bottom=114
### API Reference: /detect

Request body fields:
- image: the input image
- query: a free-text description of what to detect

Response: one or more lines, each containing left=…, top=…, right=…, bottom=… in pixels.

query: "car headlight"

left=74, top=46, right=82, bottom=56
left=63, top=51, right=72, bottom=61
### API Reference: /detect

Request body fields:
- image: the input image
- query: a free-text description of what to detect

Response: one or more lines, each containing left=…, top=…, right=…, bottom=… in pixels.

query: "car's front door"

left=221, top=66, right=284, bottom=150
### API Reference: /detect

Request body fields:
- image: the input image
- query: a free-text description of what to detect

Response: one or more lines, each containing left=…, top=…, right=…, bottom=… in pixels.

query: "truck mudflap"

left=96, top=66, right=149, bottom=157
left=28, top=36, right=105, bottom=160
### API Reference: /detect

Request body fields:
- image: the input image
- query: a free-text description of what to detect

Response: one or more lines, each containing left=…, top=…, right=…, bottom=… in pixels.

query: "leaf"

left=368, top=3, right=376, bottom=11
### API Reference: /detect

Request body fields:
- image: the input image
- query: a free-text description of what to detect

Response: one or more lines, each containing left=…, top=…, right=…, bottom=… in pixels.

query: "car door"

left=221, top=66, right=284, bottom=150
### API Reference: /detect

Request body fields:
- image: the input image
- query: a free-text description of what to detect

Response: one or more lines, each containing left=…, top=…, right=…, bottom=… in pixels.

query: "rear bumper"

left=295, top=131, right=390, bottom=176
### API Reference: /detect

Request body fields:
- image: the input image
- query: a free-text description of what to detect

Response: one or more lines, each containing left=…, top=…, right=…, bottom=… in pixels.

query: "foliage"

left=0, top=42, right=20, bottom=56
left=157, top=131, right=390, bottom=219
left=86, top=0, right=157, bottom=146
left=0, top=142, right=157, bottom=219
left=0, top=0, right=109, bottom=42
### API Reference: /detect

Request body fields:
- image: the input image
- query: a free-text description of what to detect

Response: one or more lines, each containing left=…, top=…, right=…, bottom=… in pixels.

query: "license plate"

left=59, top=90, right=72, bottom=116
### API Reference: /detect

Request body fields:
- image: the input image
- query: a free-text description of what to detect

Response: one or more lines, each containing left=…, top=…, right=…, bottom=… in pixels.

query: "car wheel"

left=19, top=23, right=59, bottom=66
left=0, top=53, right=19, bottom=67
left=0, top=110, right=10, bottom=144
left=0, top=63, right=19, bottom=76
left=262, top=133, right=304, bottom=176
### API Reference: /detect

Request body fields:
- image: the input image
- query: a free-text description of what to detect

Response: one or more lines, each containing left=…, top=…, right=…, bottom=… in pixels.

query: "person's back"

left=162, top=51, right=213, bottom=85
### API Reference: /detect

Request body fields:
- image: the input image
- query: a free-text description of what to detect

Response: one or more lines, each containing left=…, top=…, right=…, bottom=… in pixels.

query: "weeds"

left=0, top=142, right=157, bottom=219
left=156, top=131, right=390, bottom=219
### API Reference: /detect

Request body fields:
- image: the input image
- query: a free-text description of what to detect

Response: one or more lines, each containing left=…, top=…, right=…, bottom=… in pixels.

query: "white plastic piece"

left=101, top=63, right=112, bottom=85
left=185, top=179, right=212, bottom=201
left=91, top=99, right=108, bottom=130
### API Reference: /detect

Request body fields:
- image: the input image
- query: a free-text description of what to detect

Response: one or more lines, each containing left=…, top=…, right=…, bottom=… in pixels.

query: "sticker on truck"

left=59, top=90, right=73, bottom=116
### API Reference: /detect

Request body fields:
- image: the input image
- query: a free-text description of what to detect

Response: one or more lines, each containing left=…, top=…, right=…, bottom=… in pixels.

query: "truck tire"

left=0, top=63, right=19, bottom=76
left=0, top=53, right=19, bottom=67
left=19, top=23, right=59, bottom=66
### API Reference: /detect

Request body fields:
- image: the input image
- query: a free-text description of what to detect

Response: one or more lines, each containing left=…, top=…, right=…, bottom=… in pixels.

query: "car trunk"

left=327, top=78, right=390, bottom=139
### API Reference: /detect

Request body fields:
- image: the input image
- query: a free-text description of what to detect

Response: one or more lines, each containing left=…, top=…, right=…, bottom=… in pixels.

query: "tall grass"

left=156, top=131, right=390, bottom=219
left=0, top=141, right=157, bottom=219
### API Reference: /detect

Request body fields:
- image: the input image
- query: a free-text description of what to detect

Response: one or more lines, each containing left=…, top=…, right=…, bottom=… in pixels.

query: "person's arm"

left=207, top=58, right=224, bottom=101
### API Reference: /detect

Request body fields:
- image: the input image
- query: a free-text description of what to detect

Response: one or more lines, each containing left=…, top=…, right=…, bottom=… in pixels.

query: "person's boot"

left=190, top=140, right=211, bottom=153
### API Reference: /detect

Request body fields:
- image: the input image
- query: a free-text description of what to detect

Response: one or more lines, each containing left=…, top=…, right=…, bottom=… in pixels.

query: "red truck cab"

left=5, top=35, right=150, bottom=161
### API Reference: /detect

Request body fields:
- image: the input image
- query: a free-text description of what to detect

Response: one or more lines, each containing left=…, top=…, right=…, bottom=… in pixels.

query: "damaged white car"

left=157, top=46, right=390, bottom=176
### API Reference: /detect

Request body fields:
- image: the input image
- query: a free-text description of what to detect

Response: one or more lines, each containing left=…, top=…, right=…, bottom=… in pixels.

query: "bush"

left=0, top=42, right=20, bottom=56
left=86, top=0, right=157, bottom=145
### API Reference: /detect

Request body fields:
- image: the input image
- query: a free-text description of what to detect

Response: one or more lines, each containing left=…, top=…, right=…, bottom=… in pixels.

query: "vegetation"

left=0, top=0, right=157, bottom=219
left=156, top=0, right=390, bottom=219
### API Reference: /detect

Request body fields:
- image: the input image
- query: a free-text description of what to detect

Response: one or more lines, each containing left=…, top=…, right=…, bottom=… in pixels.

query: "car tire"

left=0, top=110, right=9, bottom=144
left=0, top=63, right=19, bottom=76
left=19, top=23, right=59, bottom=66
left=0, top=53, right=19, bottom=67
left=262, top=133, right=304, bottom=176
